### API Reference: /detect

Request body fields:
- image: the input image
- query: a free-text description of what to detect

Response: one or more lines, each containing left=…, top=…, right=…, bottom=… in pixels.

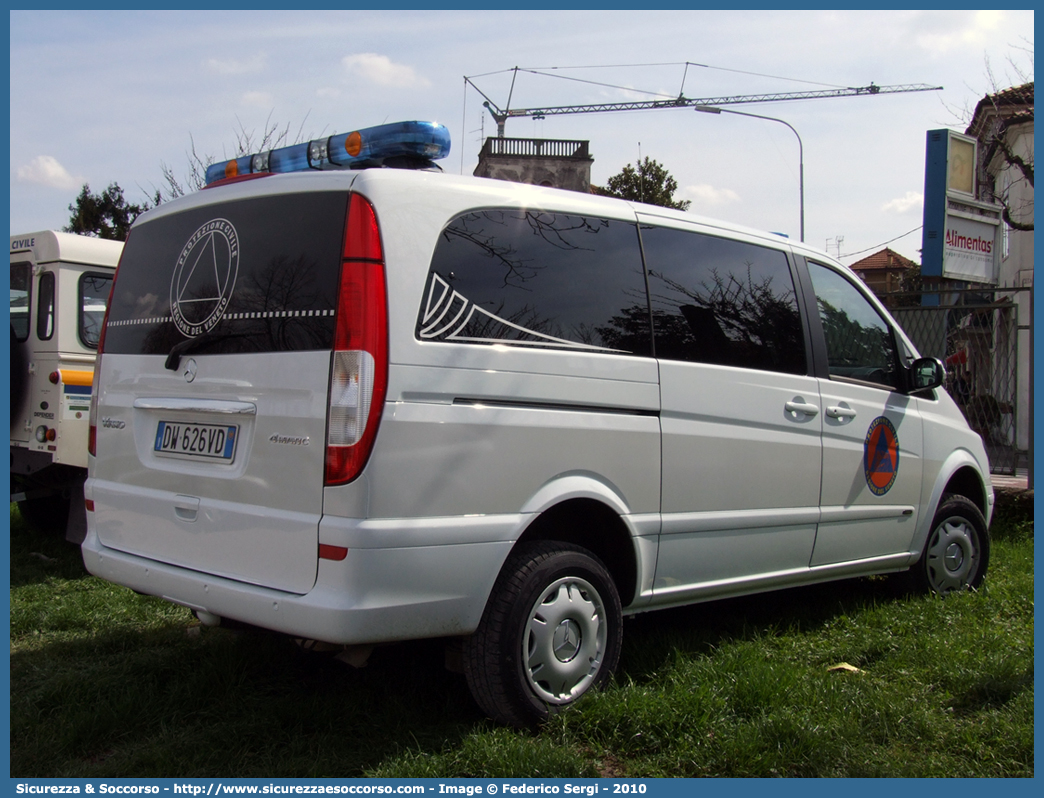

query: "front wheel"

left=463, top=542, right=622, bottom=727
left=912, top=495, right=990, bottom=594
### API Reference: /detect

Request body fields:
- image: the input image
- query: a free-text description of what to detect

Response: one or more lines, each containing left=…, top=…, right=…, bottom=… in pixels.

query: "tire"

left=17, top=495, right=72, bottom=534
left=911, top=495, right=990, bottom=595
left=463, top=541, right=623, bottom=728
left=13, top=465, right=83, bottom=535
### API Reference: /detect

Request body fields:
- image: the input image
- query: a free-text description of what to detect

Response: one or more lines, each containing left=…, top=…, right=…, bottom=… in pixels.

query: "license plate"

left=154, top=421, right=238, bottom=462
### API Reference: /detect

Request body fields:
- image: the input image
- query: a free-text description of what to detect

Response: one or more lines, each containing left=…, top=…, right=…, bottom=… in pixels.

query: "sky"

left=8, top=9, right=1035, bottom=267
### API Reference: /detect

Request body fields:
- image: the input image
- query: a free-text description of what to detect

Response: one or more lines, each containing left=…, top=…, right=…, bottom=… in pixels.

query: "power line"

left=519, top=61, right=685, bottom=70
left=516, top=68, right=678, bottom=99
left=684, top=61, right=850, bottom=89
left=839, top=226, right=923, bottom=260
left=514, top=61, right=850, bottom=90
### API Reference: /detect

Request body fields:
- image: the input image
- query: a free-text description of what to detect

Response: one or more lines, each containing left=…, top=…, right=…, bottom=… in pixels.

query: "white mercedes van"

left=84, top=121, right=993, bottom=727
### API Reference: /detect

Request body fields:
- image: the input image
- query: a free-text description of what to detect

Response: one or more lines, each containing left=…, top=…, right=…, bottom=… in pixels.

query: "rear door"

left=10, top=257, right=33, bottom=445
left=90, top=188, right=350, bottom=593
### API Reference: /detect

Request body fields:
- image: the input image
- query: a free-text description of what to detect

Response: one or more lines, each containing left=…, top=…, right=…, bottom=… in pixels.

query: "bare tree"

left=967, top=72, right=1034, bottom=232
left=155, top=112, right=316, bottom=201
left=950, top=42, right=1034, bottom=232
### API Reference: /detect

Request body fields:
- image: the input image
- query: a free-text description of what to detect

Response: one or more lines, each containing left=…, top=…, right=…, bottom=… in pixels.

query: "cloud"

left=205, top=54, right=266, bottom=75
left=881, top=191, right=923, bottom=214
left=972, top=9, right=1005, bottom=32
left=683, top=184, right=741, bottom=206
left=241, top=90, right=274, bottom=108
left=16, top=155, right=82, bottom=190
left=342, top=53, right=430, bottom=88
left=914, top=10, right=1007, bottom=55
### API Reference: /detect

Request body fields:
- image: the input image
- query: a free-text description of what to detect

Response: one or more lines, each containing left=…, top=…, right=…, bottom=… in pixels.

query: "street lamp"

left=695, top=106, right=804, bottom=243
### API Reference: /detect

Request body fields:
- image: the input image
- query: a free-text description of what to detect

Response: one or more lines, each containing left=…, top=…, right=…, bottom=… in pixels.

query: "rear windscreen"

left=79, top=272, right=113, bottom=349
left=103, top=192, right=349, bottom=356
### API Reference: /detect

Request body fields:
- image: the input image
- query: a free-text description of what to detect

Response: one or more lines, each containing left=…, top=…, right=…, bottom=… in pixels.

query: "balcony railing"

left=479, top=138, right=590, bottom=159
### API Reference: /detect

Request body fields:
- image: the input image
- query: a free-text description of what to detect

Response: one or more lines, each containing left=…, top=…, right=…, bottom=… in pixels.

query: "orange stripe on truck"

left=57, top=369, right=94, bottom=386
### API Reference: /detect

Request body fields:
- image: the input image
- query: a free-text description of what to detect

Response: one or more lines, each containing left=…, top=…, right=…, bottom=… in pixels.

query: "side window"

left=80, top=272, right=113, bottom=349
left=36, top=271, right=55, bottom=341
left=806, top=261, right=899, bottom=390
left=639, top=226, right=806, bottom=374
left=10, top=261, right=31, bottom=342
left=417, top=210, right=651, bottom=356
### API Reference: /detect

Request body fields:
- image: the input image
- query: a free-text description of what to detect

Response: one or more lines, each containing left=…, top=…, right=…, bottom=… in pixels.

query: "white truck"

left=10, top=230, right=122, bottom=539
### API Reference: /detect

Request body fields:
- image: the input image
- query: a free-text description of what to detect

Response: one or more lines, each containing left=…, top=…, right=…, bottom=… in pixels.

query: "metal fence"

left=885, top=286, right=1032, bottom=479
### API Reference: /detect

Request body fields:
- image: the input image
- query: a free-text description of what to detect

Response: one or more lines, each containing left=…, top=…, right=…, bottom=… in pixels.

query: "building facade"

left=966, top=82, right=1034, bottom=459
left=851, top=247, right=917, bottom=299
left=473, top=137, right=593, bottom=193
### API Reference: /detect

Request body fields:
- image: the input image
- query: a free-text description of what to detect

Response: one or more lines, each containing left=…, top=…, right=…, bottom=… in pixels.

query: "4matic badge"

left=170, top=219, right=240, bottom=338
left=864, top=416, right=900, bottom=496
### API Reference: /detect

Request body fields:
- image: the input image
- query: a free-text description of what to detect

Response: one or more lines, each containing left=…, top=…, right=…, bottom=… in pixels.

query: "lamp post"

left=695, top=106, right=804, bottom=243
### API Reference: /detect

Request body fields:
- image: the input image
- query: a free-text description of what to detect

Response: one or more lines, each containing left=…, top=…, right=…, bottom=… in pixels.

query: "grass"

left=9, top=493, right=1034, bottom=778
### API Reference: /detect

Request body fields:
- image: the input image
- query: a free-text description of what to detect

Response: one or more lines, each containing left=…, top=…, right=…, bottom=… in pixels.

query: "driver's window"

left=807, top=262, right=898, bottom=390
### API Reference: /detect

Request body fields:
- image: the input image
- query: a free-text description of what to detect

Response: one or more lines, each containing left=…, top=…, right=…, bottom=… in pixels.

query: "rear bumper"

left=80, top=522, right=514, bottom=645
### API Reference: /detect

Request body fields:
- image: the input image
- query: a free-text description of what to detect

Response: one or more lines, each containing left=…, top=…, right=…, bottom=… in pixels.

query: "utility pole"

left=696, top=106, right=804, bottom=242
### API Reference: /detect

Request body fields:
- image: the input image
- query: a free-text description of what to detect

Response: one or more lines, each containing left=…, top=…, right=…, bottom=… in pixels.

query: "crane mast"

left=474, top=81, right=943, bottom=137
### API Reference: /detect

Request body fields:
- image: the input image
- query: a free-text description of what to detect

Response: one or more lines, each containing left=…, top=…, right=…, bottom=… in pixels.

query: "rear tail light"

left=87, top=367, right=101, bottom=457
left=88, top=251, right=120, bottom=458
left=325, top=194, right=388, bottom=485
left=318, top=544, right=348, bottom=561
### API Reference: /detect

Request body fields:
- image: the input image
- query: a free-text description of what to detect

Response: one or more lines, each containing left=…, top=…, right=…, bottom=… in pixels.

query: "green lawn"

left=10, top=494, right=1033, bottom=777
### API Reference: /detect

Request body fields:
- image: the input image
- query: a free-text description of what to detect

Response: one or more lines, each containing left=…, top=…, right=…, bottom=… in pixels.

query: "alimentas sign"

left=943, top=214, right=997, bottom=282
left=921, top=129, right=1001, bottom=285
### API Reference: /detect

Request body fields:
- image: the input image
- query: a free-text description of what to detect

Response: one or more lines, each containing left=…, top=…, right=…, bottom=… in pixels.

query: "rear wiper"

left=164, top=332, right=246, bottom=371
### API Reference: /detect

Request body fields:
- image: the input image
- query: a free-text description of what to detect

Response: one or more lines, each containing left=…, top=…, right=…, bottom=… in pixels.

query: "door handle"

left=785, top=400, right=819, bottom=417
left=826, top=405, right=858, bottom=420
left=174, top=495, right=200, bottom=523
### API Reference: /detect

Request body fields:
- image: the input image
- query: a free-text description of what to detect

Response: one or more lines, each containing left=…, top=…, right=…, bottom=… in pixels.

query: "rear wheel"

left=12, top=465, right=83, bottom=535
left=463, top=541, right=622, bottom=727
left=17, top=495, right=72, bottom=535
left=912, top=495, right=990, bottom=594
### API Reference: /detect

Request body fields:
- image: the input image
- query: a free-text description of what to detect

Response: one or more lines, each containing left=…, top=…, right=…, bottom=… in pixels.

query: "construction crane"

left=465, top=69, right=943, bottom=137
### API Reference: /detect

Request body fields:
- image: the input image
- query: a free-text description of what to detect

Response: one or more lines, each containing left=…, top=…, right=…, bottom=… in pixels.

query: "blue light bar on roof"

left=204, top=121, right=451, bottom=185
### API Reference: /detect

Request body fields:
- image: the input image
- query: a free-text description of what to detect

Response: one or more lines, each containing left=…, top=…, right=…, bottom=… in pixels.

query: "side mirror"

left=907, top=357, right=945, bottom=393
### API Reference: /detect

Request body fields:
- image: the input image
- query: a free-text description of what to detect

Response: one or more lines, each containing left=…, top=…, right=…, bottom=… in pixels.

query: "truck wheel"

left=911, top=494, right=990, bottom=594
left=17, top=495, right=72, bottom=535
left=463, top=541, right=622, bottom=727
left=13, top=466, right=83, bottom=535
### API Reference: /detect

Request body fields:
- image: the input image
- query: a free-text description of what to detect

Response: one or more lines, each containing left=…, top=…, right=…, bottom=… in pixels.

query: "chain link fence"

left=885, top=286, right=1032, bottom=478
